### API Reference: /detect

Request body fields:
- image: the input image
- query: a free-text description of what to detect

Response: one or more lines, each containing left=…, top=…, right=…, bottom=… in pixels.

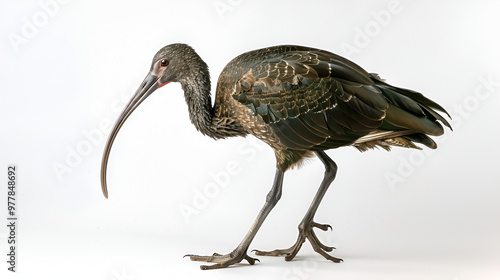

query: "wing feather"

left=228, top=46, right=451, bottom=151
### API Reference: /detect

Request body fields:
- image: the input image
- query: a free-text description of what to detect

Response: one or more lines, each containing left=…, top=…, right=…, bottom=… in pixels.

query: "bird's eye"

left=160, top=59, right=169, bottom=67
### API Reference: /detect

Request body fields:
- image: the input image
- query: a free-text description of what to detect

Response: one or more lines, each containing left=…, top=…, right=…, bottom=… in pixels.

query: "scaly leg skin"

left=185, top=169, right=284, bottom=270
left=185, top=250, right=259, bottom=270
left=254, top=151, right=343, bottom=263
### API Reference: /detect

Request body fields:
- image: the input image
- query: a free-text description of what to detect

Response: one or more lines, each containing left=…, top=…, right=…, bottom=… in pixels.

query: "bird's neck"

left=180, top=72, right=219, bottom=138
left=179, top=58, right=246, bottom=139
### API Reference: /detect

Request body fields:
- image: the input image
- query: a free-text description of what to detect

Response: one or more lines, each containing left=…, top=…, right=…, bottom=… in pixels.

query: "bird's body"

left=101, top=44, right=451, bottom=270
left=190, top=44, right=450, bottom=170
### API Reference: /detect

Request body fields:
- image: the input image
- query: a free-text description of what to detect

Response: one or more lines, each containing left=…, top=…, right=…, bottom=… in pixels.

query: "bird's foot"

left=253, top=221, right=342, bottom=263
left=184, top=249, right=260, bottom=270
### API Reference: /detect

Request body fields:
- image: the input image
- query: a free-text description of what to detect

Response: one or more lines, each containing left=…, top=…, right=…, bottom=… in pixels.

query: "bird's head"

left=150, top=43, right=203, bottom=84
left=100, top=43, right=203, bottom=198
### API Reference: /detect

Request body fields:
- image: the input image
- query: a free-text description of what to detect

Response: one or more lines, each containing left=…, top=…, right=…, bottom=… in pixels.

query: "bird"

left=100, top=43, right=451, bottom=270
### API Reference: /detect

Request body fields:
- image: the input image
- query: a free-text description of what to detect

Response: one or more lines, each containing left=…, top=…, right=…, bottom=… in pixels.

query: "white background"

left=1, top=0, right=500, bottom=279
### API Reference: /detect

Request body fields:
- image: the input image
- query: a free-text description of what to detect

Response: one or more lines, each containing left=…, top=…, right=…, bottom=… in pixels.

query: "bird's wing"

left=231, top=47, right=450, bottom=151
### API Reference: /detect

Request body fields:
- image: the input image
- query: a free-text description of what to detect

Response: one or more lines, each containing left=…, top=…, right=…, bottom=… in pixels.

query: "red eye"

left=160, top=59, right=169, bottom=67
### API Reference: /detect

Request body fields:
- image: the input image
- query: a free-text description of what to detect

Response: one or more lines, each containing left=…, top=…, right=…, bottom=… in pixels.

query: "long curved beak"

left=100, top=73, right=160, bottom=198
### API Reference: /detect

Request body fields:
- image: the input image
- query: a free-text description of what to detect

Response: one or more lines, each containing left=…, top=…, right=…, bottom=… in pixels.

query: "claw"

left=245, top=255, right=260, bottom=265
left=312, top=222, right=332, bottom=231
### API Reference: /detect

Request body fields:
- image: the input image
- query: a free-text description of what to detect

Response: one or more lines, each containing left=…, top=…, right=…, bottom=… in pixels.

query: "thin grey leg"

left=254, top=151, right=342, bottom=263
left=187, top=168, right=285, bottom=269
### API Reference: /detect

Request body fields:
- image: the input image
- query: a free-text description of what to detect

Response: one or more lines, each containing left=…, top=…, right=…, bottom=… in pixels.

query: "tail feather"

left=353, top=74, right=452, bottom=151
left=371, top=73, right=452, bottom=120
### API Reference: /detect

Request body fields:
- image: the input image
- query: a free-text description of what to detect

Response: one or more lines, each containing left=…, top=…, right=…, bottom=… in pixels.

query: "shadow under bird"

left=100, top=44, right=451, bottom=270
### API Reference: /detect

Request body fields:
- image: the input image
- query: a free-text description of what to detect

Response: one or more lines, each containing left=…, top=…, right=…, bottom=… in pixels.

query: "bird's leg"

left=254, top=151, right=342, bottom=263
left=186, top=168, right=284, bottom=270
